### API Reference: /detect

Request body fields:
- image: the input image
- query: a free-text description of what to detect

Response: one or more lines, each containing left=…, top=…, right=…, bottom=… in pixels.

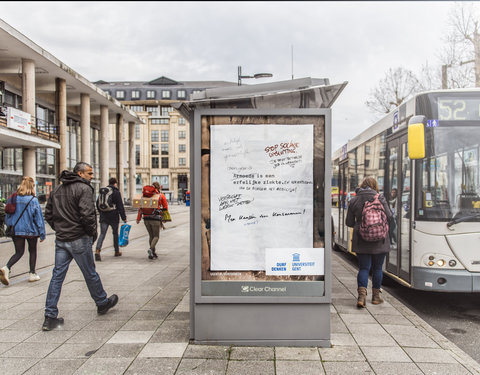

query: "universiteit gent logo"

left=292, top=253, right=300, bottom=262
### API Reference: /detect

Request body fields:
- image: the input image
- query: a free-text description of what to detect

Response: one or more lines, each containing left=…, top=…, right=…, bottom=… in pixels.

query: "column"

left=56, top=78, right=67, bottom=173
left=100, top=105, right=109, bottom=187
left=128, top=121, right=136, bottom=203
left=22, top=59, right=36, bottom=179
left=116, top=114, right=125, bottom=198
left=80, top=93, right=90, bottom=163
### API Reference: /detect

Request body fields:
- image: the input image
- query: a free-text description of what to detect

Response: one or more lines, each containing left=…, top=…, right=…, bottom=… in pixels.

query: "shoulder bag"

left=5, top=196, right=34, bottom=238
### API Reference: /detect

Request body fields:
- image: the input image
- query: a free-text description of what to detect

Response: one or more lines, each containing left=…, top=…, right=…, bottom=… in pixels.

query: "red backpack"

left=142, top=185, right=156, bottom=198
left=359, top=194, right=388, bottom=242
left=5, top=193, right=17, bottom=214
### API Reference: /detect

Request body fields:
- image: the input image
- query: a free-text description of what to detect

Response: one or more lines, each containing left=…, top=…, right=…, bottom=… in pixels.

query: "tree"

left=365, top=67, right=423, bottom=115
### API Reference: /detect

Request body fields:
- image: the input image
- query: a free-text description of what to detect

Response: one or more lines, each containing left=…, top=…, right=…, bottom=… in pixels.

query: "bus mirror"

left=408, top=116, right=426, bottom=159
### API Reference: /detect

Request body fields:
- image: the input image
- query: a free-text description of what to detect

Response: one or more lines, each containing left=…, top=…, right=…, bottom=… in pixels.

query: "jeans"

left=357, top=253, right=386, bottom=289
left=45, top=235, right=108, bottom=318
left=96, top=221, right=120, bottom=253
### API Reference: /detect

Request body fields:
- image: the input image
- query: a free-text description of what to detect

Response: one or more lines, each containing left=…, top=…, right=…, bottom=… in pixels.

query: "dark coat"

left=346, top=187, right=393, bottom=254
left=45, top=170, right=97, bottom=242
left=97, top=185, right=126, bottom=225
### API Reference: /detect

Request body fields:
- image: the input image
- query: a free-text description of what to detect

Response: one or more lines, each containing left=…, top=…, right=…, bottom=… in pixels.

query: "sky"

left=1, top=1, right=456, bottom=151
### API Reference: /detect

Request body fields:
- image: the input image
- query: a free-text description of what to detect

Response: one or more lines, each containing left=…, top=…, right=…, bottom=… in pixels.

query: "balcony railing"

left=0, top=110, right=59, bottom=143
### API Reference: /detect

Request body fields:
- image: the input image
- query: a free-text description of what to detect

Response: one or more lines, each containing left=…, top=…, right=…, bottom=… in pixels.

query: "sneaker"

left=152, top=251, right=158, bottom=259
left=97, top=294, right=119, bottom=315
left=147, top=249, right=154, bottom=260
left=29, top=273, right=40, bottom=282
left=42, top=316, right=64, bottom=331
left=114, top=251, right=122, bottom=257
left=0, top=266, right=10, bottom=286
left=95, top=251, right=101, bottom=261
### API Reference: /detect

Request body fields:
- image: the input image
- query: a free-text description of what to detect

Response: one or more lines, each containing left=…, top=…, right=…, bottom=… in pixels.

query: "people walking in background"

left=346, top=176, right=392, bottom=308
left=0, top=177, right=46, bottom=286
left=95, top=177, right=127, bottom=260
left=43, top=162, right=118, bottom=331
left=136, top=182, right=168, bottom=260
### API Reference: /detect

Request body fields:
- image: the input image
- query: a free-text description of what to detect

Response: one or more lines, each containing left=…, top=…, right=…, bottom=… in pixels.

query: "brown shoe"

left=357, top=287, right=367, bottom=308
left=114, top=251, right=122, bottom=257
left=372, top=288, right=384, bottom=305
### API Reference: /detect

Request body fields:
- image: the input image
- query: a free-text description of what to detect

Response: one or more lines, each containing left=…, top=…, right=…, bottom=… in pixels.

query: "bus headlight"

left=449, top=260, right=457, bottom=267
left=437, top=259, right=446, bottom=267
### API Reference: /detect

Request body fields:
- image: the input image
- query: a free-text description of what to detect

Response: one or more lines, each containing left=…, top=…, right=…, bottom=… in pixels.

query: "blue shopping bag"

left=119, top=223, right=131, bottom=247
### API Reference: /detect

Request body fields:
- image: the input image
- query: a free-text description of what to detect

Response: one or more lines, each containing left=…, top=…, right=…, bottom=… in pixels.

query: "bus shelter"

left=174, top=77, right=347, bottom=347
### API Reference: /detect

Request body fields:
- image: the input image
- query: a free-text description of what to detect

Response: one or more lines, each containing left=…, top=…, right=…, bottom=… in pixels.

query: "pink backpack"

left=359, top=193, right=388, bottom=242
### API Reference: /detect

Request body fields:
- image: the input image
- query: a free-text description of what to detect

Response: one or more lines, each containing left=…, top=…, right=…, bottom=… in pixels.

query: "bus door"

left=386, top=133, right=411, bottom=283
left=338, top=160, right=349, bottom=249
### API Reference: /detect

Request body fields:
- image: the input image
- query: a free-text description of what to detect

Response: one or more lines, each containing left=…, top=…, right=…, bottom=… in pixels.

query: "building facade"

left=96, top=77, right=235, bottom=201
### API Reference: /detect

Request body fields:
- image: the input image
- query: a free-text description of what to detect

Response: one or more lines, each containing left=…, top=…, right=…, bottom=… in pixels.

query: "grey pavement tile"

left=0, top=319, right=17, bottom=329
left=321, top=361, right=374, bottom=375
left=0, top=342, right=60, bottom=358
left=276, top=360, right=325, bottom=375
left=361, top=346, right=412, bottom=363
left=24, top=329, right=77, bottom=344
left=176, top=358, right=228, bottom=375
left=374, top=314, right=413, bottom=325
left=340, top=313, right=377, bottom=325
left=0, top=341, right=17, bottom=354
left=390, top=332, right=439, bottom=348
left=82, top=319, right=125, bottom=331
left=0, top=309, right=37, bottom=320
left=352, top=332, right=398, bottom=347
left=330, top=333, right=357, bottom=346
left=404, top=347, right=458, bottom=364
left=330, top=314, right=349, bottom=334
left=370, top=362, right=424, bottom=375
left=47, top=343, right=103, bottom=359
left=107, top=330, right=155, bottom=344
left=67, top=329, right=115, bottom=344
left=94, top=309, right=138, bottom=321
left=120, top=319, right=163, bottom=331
left=0, top=357, right=40, bottom=375
left=132, top=309, right=170, bottom=320
left=167, top=311, right=189, bottom=321
left=226, top=360, right=275, bottom=375
left=275, top=346, right=321, bottom=361
left=347, top=323, right=387, bottom=335
left=91, top=343, right=144, bottom=359
left=230, top=346, right=274, bottom=360
left=382, top=324, right=417, bottom=335
left=318, top=345, right=365, bottom=362
left=23, top=358, right=85, bottom=375
left=417, top=362, right=473, bottom=375
left=0, top=329, right=37, bottom=342
left=149, top=320, right=190, bottom=343
left=73, top=357, right=133, bottom=375
left=124, top=358, right=180, bottom=375
left=367, top=306, right=403, bottom=316
left=138, top=342, right=189, bottom=358
left=183, top=344, right=230, bottom=359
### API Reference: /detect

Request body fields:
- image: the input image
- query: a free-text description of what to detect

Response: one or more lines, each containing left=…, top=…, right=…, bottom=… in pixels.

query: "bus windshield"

left=416, top=126, right=480, bottom=222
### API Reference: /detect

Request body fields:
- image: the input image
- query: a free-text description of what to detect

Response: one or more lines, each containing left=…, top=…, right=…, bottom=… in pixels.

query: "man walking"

left=43, top=162, right=118, bottom=331
left=95, top=177, right=127, bottom=260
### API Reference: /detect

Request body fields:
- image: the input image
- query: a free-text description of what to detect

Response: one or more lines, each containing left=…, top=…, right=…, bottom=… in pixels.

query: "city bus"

left=332, top=89, right=480, bottom=292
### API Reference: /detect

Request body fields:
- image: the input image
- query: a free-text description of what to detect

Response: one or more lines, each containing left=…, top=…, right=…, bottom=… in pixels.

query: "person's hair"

left=17, top=176, right=36, bottom=196
left=73, top=162, right=92, bottom=174
left=360, top=176, right=379, bottom=193
left=109, top=177, right=117, bottom=185
left=152, top=182, right=161, bottom=190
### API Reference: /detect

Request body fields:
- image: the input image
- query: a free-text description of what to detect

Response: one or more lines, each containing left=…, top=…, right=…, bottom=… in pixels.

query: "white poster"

left=7, top=107, right=31, bottom=134
left=210, top=124, right=313, bottom=271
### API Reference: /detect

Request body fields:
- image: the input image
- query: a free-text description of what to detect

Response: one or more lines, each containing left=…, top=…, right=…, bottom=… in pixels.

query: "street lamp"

left=237, top=66, right=273, bottom=86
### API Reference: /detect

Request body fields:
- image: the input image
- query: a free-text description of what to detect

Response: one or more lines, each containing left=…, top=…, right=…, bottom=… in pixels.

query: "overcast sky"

left=1, top=1, right=456, bottom=151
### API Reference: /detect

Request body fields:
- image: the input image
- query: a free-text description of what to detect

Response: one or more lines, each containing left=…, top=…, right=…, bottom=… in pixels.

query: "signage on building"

left=7, top=107, right=31, bottom=134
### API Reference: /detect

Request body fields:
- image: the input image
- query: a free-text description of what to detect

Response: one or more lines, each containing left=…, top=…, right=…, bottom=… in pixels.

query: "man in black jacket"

left=95, top=177, right=127, bottom=260
left=42, top=162, right=118, bottom=331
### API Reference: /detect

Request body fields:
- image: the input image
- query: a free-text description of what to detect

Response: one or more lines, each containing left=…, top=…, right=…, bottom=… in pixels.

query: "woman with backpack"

left=346, top=176, right=392, bottom=308
left=0, top=177, right=46, bottom=286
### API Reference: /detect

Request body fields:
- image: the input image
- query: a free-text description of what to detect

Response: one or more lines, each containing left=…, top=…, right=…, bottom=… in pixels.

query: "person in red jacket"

left=136, top=182, right=168, bottom=259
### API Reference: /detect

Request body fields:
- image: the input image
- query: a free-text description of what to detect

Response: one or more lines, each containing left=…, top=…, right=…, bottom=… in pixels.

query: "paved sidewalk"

left=0, top=205, right=479, bottom=374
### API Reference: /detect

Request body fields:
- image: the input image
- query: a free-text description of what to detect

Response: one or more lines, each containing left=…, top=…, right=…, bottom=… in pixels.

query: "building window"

left=131, top=90, right=140, bottom=99
left=152, top=157, right=159, bottom=168
left=146, top=90, right=156, bottom=99
left=177, top=90, right=186, bottom=99
left=365, top=159, right=370, bottom=168
left=161, top=157, right=169, bottom=168
left=178, top=117, right=186, bottom=125
left=161, top=130, right=169, bottom=142
left=161, top=143, right=169, bottom=155
left=365, top=145, right=371, bottom=154
left=135, top=124, right=140, bottom=139
left=179, top=144, right=186, bottom=153
left=151, top=118, right=169, bottom=125
left=151, top=130, right=159, bottom=142
left=179, top=157, right=186, bottom=166
left=130, top=105, right=144, bottom=112
left=135, top=145, right=140, bottom=166
left=379, top=159, right=386, bottom=169
left=151, top=144, right=159, bottom=155
left=153, top=175, right=169, bottom=190
left=178, top=130, right=186, bottom=139
left=146, top=106, right=159, bottom=115
left=192, top=89, right=202, bottom=94
left=161, top=106, right=170, bottom=116
left=116, top=90, right=125, bottom=99
left=162, top=90, right=171, bottom=99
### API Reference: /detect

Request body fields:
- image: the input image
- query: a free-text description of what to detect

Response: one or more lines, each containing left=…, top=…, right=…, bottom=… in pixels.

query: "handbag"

left=161, top=209, right=172, bottom=222
left=5, top=196, right=34, bottom=238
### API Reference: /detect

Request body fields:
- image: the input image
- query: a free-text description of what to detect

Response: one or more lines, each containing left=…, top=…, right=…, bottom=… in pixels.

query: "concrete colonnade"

left=128, top=121, right=136, bottom=203
left=21, top=58, right=36, bottom=180
left=116, top=114, right=125, bottom=197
